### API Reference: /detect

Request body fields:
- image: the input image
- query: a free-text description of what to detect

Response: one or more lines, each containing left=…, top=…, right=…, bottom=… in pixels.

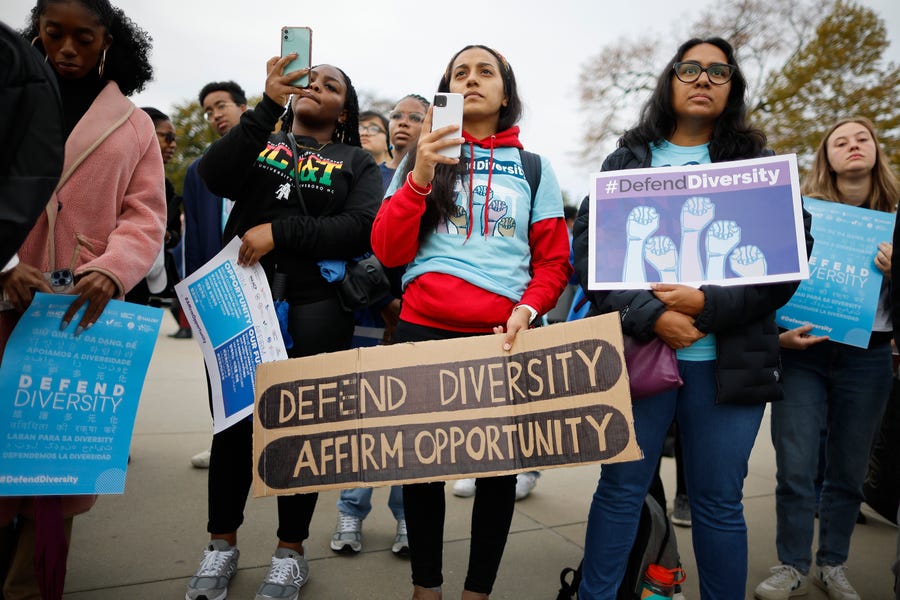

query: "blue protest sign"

left=776, top=197, right=894, bottom=347
left=174, top=237, right=287, bottom=433
left=0, top=294, right=162, bottom=495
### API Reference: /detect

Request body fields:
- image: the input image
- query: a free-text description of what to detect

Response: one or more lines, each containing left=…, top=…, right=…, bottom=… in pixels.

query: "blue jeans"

left=773, top=341, right=891, bottom=573
left=579, top=360, right=765, bottom=600
left=337, top=486, right=404, bottom=521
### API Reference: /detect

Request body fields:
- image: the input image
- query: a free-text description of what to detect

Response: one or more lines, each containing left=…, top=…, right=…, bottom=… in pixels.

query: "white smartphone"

left=431, top=93, right=463, bottom=158
left=281, top=26, right=312, bottom=87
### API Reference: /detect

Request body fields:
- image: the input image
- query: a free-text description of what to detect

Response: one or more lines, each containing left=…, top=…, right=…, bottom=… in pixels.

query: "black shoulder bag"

left=286, top=134, right=390, bottom=312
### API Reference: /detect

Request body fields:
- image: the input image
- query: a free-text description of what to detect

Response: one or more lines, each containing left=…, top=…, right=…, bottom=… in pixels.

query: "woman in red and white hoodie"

left=371, top=45, right=571, bottom=600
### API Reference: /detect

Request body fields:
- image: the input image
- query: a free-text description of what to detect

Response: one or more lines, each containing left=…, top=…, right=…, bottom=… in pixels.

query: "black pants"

left=207, top=295, right=353, bottom=542
left=395, top=320, right=517, bottom=594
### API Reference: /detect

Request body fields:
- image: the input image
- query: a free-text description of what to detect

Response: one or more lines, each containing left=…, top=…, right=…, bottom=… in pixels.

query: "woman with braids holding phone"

left=187, top=55, right=382, bottom=600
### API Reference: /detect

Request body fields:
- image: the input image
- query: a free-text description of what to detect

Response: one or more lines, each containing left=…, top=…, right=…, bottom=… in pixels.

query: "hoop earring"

left=31, top=36, right=48, bottom=62
left=98, top=48, right=107, bottom=78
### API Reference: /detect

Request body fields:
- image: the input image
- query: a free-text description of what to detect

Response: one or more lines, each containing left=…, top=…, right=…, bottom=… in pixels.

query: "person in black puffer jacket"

left=572, top=37, right=812, bottom=600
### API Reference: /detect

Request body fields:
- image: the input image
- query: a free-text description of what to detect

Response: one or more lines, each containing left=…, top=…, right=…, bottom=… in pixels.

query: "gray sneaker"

left=255, top=548, right=308, bottom=600
left=671, top=493, right=692, bottom=527
left=185, top=539, right=239, bottom=600
left=330, top=511, right=362, bottom=553
left=392, top=518, right=409, bottom=556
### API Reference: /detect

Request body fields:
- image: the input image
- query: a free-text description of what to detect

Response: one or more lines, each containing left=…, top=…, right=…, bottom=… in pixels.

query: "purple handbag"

left=622, top=335, right=683, bottom=401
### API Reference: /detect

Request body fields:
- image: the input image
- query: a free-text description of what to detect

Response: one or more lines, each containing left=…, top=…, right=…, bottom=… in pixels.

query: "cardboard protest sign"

left=253, top=313, right=641, bottom=496
left=587, top=154, right=808, bottom=289
left=777, top=197, right=895, bottom=347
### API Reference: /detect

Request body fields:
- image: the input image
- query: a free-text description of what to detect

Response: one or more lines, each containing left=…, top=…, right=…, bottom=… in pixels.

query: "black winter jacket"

left=0, top=23, right=64, bottom=266
left=573, top=142, right=814, bottom=405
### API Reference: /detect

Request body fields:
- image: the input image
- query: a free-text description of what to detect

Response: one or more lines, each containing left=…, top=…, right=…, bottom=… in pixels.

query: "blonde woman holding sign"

left=756, top=117, right=899, bottom=600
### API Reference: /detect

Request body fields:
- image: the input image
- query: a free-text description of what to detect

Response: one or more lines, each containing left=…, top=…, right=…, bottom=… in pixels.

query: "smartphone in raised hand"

left=431, top=93, right=463, bottom=158
left=280, top=26, right=312, bottom=87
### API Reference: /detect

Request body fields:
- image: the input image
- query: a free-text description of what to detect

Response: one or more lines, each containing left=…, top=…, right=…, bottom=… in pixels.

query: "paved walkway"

left=60, top=314, right=897, bottom=599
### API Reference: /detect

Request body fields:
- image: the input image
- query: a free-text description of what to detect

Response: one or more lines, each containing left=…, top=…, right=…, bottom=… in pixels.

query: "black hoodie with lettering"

left=198, top=94, right=382, bottom=304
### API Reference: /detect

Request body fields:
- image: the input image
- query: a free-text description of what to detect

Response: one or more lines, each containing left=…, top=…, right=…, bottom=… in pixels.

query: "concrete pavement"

left=60, top=313, right=898, bottom=599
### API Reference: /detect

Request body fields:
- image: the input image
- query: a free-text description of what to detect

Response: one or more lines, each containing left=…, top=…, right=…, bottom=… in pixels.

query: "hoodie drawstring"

left=463, top=135, right=497, bottom=241
left=482, top=135, right=497, bottom=237
left=465, top=140, right=475, bottom=241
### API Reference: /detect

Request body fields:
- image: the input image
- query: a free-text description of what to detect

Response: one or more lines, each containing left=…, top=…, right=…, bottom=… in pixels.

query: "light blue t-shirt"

left=650, top=140, right=716, bottom=361
left=397, top=146, right=563, bottom=302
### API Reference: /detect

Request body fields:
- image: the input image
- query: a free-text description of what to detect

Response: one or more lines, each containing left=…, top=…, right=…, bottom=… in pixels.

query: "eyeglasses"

left=389, top=111, right=425, bottom=124
left=672, top=61, right=736, bottom=85
left=204, top=101, right=237, bottom=121
left=359, top=125, right=386, bottom=136
left=156, top=131, right=176, bottom=143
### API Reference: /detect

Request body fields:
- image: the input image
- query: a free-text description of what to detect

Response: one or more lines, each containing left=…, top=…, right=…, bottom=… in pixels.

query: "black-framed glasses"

left=156, top=131, right=176, bottom=143
left=389, top=111, right=425, bottom=124
left=359, top=124, right=386, bottom=136
left=673, top=61, right=736, bottom=85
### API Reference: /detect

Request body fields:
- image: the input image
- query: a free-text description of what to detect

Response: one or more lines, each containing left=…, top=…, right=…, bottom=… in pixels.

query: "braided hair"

left=278, top=65, right=362, bottom=147
left=24, top=0, right=154, bottom=96
left=400, top=93, right=430, bottom=110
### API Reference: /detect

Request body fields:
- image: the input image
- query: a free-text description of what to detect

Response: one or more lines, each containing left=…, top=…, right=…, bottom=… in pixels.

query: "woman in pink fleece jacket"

left=0, top=1, right=165, bottom=597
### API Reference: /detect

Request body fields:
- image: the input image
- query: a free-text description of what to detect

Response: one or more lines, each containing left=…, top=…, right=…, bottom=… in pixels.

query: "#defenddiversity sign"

left=253, top=313, right=641, bottom=496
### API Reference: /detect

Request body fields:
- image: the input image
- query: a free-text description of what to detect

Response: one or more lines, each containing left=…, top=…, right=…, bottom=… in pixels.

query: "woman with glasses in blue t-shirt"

left=572, top=37, right=812, bottom=600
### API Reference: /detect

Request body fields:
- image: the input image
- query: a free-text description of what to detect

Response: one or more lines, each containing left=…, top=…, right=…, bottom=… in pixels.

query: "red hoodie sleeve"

left=371, top=180, right=427, bottom=268
left=519, top=217, right=573, bottom=315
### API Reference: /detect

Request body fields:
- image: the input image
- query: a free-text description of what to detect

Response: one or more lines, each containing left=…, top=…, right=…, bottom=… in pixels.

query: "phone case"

left=431, top=93, right=464, bottom=158
left=281, top=26, right=312, bottom=87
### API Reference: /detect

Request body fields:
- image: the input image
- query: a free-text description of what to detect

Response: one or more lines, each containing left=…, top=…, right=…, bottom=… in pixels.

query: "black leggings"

left=395, top=320, right=517, bottom=594
left=207, top=295, right=353, bottom=542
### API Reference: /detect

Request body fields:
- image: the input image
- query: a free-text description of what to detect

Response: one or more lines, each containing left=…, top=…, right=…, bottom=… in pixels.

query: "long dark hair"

left=405, top=45, right=523, bottom=237
left=24, top=0, right=154, bottom=96
left=278, top=65, right=361, bottom=147
left=620, top=37, right=765, bottom=161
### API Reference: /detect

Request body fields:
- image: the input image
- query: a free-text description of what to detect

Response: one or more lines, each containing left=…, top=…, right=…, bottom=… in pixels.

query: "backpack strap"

left=518, top=148, right=542, bottom=206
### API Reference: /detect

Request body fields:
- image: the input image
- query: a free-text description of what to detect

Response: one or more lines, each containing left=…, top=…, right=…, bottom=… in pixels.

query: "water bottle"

left=639, top=564, right=686, bottom=599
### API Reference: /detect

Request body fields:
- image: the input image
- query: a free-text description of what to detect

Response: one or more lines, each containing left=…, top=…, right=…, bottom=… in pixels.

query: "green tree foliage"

left=754, top=0, right=900, bottom=174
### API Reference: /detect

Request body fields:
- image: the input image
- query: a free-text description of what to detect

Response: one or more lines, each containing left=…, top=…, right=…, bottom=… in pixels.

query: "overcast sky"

left=3, top=0, right=898, bottom=201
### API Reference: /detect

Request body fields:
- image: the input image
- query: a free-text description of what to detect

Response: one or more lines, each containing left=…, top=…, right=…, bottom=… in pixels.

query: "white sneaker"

left=814, top=564, right=859, bottom=600
left=392, top=518, right=409, bottom=556
left=754, top=564, right=808, bottom=600
left=185, top=539, right=239, bottom=600
left=452, top=478, right=476, bottom=497
left=255, top=548, right=308, bottom=600
left=191, top=449, right=211, bottom=469
left=515, top=472, right=538, bottom=500
left=330, top=511, right=362, bottom=553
